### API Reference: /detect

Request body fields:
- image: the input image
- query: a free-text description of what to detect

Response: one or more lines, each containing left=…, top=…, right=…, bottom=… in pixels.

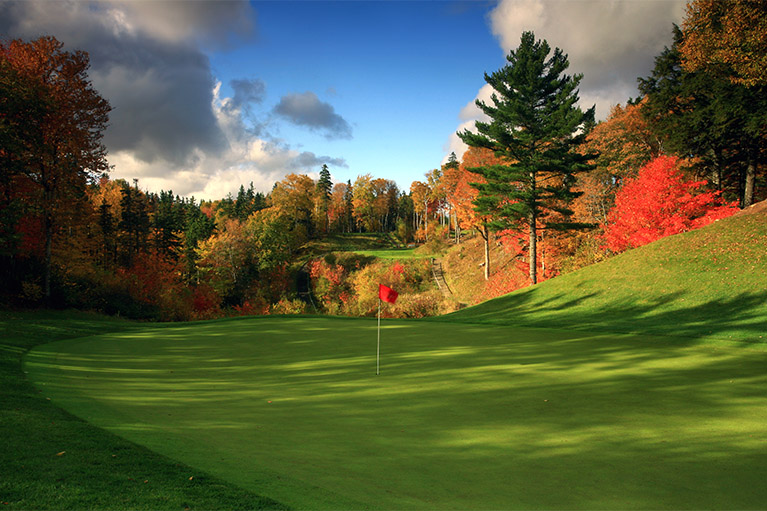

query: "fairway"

left=352, top=248, right=432, bottom=259
left=25, top=316, right=767, bottom=510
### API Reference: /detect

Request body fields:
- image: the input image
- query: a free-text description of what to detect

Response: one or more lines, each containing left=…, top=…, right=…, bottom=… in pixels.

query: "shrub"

left=270, top=298, right=308, bottom=315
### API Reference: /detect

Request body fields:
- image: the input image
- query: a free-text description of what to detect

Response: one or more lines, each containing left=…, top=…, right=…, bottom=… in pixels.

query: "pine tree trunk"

left=478, top=225, right=490, bottom=281
left=528, top=210, right=537, bottom=285
left=484, top=230, right=490, bottom=281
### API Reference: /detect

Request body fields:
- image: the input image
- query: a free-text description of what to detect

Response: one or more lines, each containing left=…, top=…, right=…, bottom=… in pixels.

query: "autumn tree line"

left=1, top=0, right=765, bottom=319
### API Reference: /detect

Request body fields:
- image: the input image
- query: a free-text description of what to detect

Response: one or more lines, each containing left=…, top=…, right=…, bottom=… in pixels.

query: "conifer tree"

left=316, top=164, right=333, bottom=233
left=458, top=31, right=595, bottom=284
left=97, top=199, right=115, bottom=267
left=639, top=25, right=766, bottom=208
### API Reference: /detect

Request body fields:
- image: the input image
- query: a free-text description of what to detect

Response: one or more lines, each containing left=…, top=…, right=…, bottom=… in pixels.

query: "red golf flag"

left=378, top=284, right=398, bottom=304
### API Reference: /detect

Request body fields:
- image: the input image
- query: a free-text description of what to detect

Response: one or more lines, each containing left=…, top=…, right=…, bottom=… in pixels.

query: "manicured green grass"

left=25, top=315, right=767, bottom=510
left=301, top=233, right=399, bottom=256
left=352, top=248, right=432, bottom=259
left=10, top=209, right=767, bottom=509
left=0, top=310, right=286, bottom=510
left=442, top=211, right=767, bottom=345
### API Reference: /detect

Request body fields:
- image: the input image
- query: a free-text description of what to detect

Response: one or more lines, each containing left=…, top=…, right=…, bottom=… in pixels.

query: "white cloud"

left=106, top=82, right=347, bottom=199
left=445, top=0, right=685, bottom=164
left=1, top=0, right=346, bottom=200
left=459, top=83, right=495, bottom=122
left=443, top=119, right=478, bottom=165
left=489, top=0, right=686, bottom=119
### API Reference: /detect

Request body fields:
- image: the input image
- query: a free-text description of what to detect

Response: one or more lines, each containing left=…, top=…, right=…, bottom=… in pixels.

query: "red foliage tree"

left=602, top=155, right=738, bottom=253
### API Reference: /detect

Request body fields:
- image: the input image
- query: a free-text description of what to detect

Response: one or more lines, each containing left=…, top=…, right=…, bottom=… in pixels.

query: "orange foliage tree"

left=328, top=182, right=352, bottom=233
left=680, top=0, right=767, bottom=87
left=270, top=173, right=316, bottom=242
left=409, top=180, right=431, bottom=241
left=452, top=147, right=497, bottom=280
left=0, top=36, right=111, bottom=300
left=577, top=100, right=663, bottom=225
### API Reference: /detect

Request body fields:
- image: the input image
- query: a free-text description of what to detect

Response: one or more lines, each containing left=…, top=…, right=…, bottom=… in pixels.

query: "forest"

left=1, top=1, right=765, bottom=321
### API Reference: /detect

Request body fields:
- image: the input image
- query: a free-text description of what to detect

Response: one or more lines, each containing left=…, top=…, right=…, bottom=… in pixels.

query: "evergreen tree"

left=458, top=31, right=595, bottom=284
left=97, top=198, right=115, bottom=267
left=253, top=191, right=266, bottom=212
left=118, top=181, right=150, bottom=267
left=181, top=199, right=215, bottom=282
left=445, top=151, right=459, bottom=170
left=316, top=164, right=333, bottom=233
left=639, top=25, right=766, bottom=208
left=234, top=185, right=247, bottom=220
left=154, top=190, right=182, bottom=259
left=317, top=164, right=333, bottom=200
left=344, top=180, right=354, bottom=233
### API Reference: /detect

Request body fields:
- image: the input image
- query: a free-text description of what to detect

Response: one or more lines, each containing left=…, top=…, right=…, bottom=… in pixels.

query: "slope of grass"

left=300, top=232, right=399, bottom=257
left=441, top=209, right=767, bottom=345
left=0, top=310, right=286, bottom=510
left=352, top=248, right=431, bottom=259
left=25, top=315, right=767, bottom=510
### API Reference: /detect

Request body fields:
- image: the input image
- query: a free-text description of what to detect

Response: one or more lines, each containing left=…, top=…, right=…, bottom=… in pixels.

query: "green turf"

left=1, top=310, right=286, bottom=510
left=352, top=248, right=431, bottom=259
left=300, top=233, right=399, bottom=256
left=441, top=210, right=767, bottom=345
left=25, top=315, right=767, bottom=510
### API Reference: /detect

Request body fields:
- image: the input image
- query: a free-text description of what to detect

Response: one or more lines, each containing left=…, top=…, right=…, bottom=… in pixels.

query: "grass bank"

left=441, top=210, right=767, bottom=346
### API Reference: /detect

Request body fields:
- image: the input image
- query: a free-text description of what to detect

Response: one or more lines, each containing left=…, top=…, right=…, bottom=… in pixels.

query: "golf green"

left=24, top=316, right=767, bottom=509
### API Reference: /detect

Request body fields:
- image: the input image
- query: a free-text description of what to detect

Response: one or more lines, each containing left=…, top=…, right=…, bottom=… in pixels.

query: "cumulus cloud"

left=489, top=0, right=686, bottom=119
left=107, top=83, right=348, bottom=198
left=0, top=0, right=346, bottom=199
left=226, top=78, right=267, bottom=112
left=0, top=0, right=245, bottom=166
left=445, top=0, right=685, bottom=163
left=273, top=91, right=353, bottom=140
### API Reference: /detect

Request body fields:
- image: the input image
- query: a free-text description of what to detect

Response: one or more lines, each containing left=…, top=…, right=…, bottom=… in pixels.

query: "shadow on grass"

left=437, top=285, right=767, bottom=347
left=1, top=310, right=287, bottom=511
left=24, top=316, right=767, bottom=509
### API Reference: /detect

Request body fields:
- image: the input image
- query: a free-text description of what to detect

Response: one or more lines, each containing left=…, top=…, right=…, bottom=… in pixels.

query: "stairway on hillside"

left=431, top=258, right=453, bottom=297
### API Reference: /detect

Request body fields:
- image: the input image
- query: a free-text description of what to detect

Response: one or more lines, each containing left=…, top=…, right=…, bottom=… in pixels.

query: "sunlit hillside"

left=440, top=202, right=767, bottom=345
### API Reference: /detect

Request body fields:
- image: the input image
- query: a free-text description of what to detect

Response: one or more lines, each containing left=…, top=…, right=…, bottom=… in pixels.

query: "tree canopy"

left=458, top=31, right=595, bottom=284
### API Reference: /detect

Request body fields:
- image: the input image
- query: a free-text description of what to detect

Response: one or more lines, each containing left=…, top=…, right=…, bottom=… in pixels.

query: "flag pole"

left=377, top=297, right=381, bottom=375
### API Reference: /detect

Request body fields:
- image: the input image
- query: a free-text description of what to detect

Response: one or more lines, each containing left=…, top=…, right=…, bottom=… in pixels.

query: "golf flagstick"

left=376, top=284, right=397, bottom=376
left=377, top=297, right=381, bottom=375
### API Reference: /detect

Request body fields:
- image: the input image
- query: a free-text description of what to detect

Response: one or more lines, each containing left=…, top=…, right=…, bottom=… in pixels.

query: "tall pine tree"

left=458, top=31, right=595, bottom=284
left=316, top=164, right=333, bottom=233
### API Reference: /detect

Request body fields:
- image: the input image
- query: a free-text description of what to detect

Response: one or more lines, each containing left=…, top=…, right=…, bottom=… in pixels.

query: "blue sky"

left=1, top=0, right=685, bottom=199
left=211, top=1, right=506, bottom=190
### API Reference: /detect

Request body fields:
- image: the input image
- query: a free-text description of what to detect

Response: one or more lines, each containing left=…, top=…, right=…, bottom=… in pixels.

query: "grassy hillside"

left=440, top=206, right=767, bottom=345
left=299, top=232, right=400, bottom=257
